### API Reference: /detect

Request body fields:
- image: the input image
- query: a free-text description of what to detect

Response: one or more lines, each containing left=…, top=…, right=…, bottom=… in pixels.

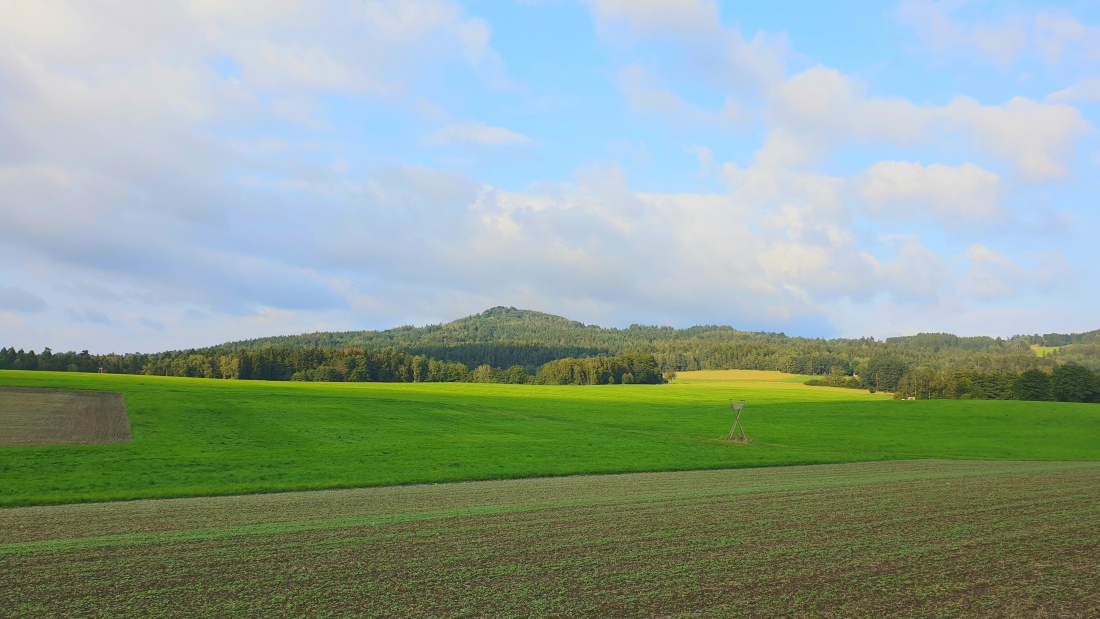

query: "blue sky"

left=1, top=0, right=1098, bottom=353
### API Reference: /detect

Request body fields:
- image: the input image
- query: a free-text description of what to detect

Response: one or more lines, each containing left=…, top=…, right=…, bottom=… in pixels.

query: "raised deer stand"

left=728, top=399, right=748, bottom=443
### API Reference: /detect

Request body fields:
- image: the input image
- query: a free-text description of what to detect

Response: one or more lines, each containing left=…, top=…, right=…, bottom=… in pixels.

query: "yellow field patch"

left=670, top=369, right=891, bottom=398
left=671, top=369, right=813, bottom=383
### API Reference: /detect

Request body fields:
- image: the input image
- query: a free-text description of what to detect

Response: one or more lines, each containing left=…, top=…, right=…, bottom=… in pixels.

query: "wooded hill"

left=210, top=306, right=1100, bottom=376
left=3, top=306, right=1099, bottom=399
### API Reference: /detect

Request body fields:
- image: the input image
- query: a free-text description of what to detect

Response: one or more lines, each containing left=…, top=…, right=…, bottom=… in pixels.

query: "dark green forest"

left=3, top=306, right=1099, bottom=400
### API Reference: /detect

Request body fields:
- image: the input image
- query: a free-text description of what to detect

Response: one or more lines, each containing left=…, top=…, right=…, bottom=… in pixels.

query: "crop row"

left=2, top=460, right=1098, bottom=617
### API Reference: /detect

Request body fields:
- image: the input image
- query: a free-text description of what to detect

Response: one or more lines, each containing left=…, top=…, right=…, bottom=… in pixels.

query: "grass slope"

left=2, top=460, right=1098, bottom=617
left=1, top=370, right=1099, bottom=507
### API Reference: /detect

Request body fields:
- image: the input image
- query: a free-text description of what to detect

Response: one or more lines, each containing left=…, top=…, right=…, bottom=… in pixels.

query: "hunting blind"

left=728, top=399, right=748, bottom=442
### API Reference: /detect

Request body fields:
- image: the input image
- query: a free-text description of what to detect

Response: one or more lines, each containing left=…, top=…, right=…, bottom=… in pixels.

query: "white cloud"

left=586, top=3, right=1091, bottom=181
left=446, top=163, right=966, bottom=322
left=964, top=245, right=1018, bottom=299
left=1034, top=12, right=1100, bottom=65
left=243, top=41, right=363, bottom=93
left=858, top=161, right=1001, bottom=222
left=583, top=0, right=721, bottom=39
left=963, top=245, right=1069, bottom=300
left=0, top=0, right=510, bottom=98
left=585, top=0, right=787, bottom=103
left=1048, top=78, right=1100, bottom=103
left=898, top=1, right=1100, bottom=68
left=429, top=122, right=533, bottom=146
left=746, top=130, right=810, bottom=169
left=869, top=238, right=955, bottom=303
left=618, top=66, right=741, bottom=126
left=356, top=0, right=471, bottom=42
left=185, top=0, right=307, bottom=28
left=0, top=0, right=519, bottom=245
left=215, top=1, right=507, bottom=95
left=269, top=96, right=328, bottom=127
left=0, top=140, right=1071, bottom=349
left=971, top=21, right=1030, bottom=67
left=757, top=67, right=1089, bottom=180
left=0, top=0, right=517, bottom=344
left=0, top=2, right=205, bottom=66
left=944, top=96, right=1088, bottom=181
left=764, top=67, right=932, bottom=161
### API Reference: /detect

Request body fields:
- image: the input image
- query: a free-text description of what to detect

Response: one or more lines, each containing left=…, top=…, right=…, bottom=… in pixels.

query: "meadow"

left=1, top=369, right=1098, bottom=507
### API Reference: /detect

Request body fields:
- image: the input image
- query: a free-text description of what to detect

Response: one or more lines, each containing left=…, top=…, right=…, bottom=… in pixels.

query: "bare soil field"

left=2, top=460, right=1097, bottom=618
left=0, top=386, right=131, bottom=446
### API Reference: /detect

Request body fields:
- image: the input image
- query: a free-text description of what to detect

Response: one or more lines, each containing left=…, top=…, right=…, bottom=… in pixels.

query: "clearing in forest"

left=0, top=386, right=131, bottom=446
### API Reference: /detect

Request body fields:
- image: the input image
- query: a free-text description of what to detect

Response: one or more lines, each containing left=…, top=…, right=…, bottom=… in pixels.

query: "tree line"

left=0, top=345, right=662, bottom=386
left=533, top=353, right=662, bottom=385
left=0, top=347, right=149, bottom=374
left=805, top=356, right=1100, bottom=403
left=892, top=363, right=1100, bottom=403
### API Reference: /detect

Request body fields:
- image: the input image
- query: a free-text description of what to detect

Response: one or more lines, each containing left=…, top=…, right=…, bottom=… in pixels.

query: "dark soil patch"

left=0, top=386, right=131, bottom=446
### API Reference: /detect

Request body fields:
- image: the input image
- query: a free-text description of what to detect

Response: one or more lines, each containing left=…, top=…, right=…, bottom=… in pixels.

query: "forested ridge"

left=3, top=306, right=1099, bottom=400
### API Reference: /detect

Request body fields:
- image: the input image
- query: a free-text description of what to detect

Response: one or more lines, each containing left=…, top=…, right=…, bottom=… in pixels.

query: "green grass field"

left=3, top=460, right=1098, bottom=617
left=2, top=369, right=1098, bottom=507
left=1033, top=345, right=1062, bottom=357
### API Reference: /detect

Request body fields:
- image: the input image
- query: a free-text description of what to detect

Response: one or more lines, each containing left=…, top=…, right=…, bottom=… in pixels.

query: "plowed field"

left=0, top=386, right=131, bottom=446
left=2, top=460, right=1098, bottom=618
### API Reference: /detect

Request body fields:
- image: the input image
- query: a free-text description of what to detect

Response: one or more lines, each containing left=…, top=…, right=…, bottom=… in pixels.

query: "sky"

left=1, top=0, right=1099, bottom=353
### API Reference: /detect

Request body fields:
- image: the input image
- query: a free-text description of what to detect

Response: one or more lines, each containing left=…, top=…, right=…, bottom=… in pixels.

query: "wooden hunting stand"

left=728, top=399, right=748, bottom=442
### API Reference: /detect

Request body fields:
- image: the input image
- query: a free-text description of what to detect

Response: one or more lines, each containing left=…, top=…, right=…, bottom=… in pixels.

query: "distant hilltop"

left=213, top=305, right=1099, bottom=355
left=213, top=306, right=777, bottom=352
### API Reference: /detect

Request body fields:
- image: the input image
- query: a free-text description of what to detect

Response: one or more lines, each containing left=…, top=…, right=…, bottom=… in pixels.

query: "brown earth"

left=0, top=386, right=131, bottom=446
left=1, top=460, right=1098, bottom=617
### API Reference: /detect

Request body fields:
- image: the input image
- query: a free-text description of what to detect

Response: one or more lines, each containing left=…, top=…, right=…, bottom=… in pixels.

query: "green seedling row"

left=2, top=460, right=1097, bottom=617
